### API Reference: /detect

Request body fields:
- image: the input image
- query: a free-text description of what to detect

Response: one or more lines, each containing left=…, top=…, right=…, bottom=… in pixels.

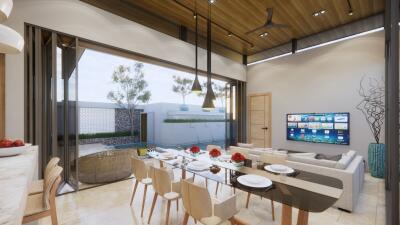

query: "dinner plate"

left=264, top=164, right=295, bottom=174
left=237, top=175, right=272, bottom=188
left=159, top=152, right=175, bottom=160
left=0, top=144, right=31, bottom=157
left=219, top=154, right=231, bottom=161
left=187, top=161, right=210, bottom=171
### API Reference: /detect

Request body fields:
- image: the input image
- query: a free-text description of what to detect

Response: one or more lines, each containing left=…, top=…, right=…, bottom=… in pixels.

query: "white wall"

left=247, top=31, right=385, bottom=160
left=3, top=0, right=246, bottom=138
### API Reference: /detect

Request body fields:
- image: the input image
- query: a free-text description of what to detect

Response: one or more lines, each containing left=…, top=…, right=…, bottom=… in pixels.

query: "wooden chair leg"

left=130, top=180, right=139, bottom=205
left=182, top=212, right=190, bottom=225
left=141, top=184, right=148, bottom=217
left=206, top=178, right=208, bottom=189
left=50, top=191, right=58, bottom=225
left=147, top=192, right=158, bottom=224
left=176, top=199, right=179, bottom=211
left=50, top=207, right=58, bottom=225
left=270, top=194, right=275, bottom=221
left=245, top=192, right=251, bottom=209
left=165, top=200, right=171, bottom=225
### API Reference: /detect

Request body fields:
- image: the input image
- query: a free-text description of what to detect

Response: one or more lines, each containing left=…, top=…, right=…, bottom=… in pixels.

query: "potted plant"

left=231, top=152, right=246, bottom=167
left=209, top=148, right=221, bottom=160
left=189, top=145, right=200, bottom=157
left=356, top=76, right=385, bottom=178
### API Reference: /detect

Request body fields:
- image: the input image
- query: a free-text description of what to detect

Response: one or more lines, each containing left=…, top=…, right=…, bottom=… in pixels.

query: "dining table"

left=146, top=147, right=343, bottom=225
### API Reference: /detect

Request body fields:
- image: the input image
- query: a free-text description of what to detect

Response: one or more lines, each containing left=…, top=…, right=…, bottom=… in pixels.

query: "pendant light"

left=0, top=24, right=24, bottom=53
left=191, top=0, right=202, bottom=93
left=202, top=0, right=216, bottom=110
left=0, top=0, right=13, bottom=22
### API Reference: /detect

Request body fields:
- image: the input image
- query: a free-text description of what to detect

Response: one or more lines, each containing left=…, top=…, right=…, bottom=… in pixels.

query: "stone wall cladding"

left=115, top=108, right=143, bottom=133
left=79, top=136, right=136, bottom=145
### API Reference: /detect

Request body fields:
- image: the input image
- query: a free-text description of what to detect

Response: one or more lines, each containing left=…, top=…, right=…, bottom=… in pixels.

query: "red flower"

left=231, top=152, right=245, bottom=162
left=190, top=145, right=200, bottom=154
left=209, top=148, right=221, bottom=158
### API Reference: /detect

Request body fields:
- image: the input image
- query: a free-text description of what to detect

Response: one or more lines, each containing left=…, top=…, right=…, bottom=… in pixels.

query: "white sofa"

left=229, top=145, right=365, bottom=212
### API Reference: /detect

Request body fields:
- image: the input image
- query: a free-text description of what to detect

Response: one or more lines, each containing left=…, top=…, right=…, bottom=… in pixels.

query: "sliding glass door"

left=25, top=26, right=79, bottom=193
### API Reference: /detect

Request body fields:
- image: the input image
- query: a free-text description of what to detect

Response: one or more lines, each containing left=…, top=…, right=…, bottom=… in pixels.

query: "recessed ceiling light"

left=209, top=0, right=216, bottom=3
left=259, top=32, right=268, bottom=38
left=313, top=10, right=327, bottom=17
left=228, top=32, right=233, bottom=37
left=348, top=11, right=354, bottom=16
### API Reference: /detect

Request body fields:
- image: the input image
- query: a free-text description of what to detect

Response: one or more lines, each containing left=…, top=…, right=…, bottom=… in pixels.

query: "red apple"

left=12, top=139, right=24, bottom=147
left=0, top=139, right=14, bottom=148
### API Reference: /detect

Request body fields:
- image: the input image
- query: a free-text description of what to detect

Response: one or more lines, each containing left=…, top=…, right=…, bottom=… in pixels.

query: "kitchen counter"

left=0, top=146, right=38, bottom=225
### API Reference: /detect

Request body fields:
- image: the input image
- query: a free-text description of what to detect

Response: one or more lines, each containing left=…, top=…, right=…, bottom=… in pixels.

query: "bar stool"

left=147, top=166, right=182, bottom=225
left=130, top=157, right=152, bottom=218
left=29, top=157, right=60, bottom=195
left=181, top=178, right=249, bottom=225
left=22, top=166, right=63, bottom=225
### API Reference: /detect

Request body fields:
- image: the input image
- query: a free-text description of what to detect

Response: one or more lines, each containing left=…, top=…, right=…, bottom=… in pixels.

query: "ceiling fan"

left=246, top=8, right=289, bottom=35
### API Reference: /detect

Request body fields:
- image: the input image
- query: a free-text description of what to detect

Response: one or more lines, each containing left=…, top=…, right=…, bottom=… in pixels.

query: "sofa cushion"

left=237, top=143, right=254, bottom=148
left=288, top=155, right=337, bottom=168
left=289, top=152, right=316, bottom=158
left=316, top=154, right=342, bottom=161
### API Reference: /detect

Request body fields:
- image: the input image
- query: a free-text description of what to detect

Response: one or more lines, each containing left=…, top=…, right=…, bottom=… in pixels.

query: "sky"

left=78, top=49, right=227, bottom=107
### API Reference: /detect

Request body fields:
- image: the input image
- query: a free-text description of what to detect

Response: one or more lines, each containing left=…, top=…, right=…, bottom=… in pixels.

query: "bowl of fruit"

left=0, top=138, right=30, bottom=157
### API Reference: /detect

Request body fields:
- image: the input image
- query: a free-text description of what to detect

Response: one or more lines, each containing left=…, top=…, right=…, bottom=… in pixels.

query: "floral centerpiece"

left=189, top=145, right=200, bottom=157
left=231, top=152, right=246, bottom=167
left=209, top=148, right=221, bottom=160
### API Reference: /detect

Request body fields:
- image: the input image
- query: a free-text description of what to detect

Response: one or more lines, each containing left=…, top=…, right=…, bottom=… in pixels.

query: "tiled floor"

left=37, top=173, right=384, bottom=225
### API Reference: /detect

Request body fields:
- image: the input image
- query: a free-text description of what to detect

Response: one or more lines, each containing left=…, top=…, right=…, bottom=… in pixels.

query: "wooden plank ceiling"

left=81, top=0, right=384, bottom=63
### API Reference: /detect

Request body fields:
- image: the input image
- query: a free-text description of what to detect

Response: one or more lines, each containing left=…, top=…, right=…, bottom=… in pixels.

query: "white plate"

left=237, top=175, right=272, bottom=188
left=219, top=154, right=231, bottom=161
left=159, top=152, right=175, bottom=159
left=0, top=144, right=31, bottom=157
left=264, top=164, right=295, bottom=174
left=187, top=161, right=210, bottom=171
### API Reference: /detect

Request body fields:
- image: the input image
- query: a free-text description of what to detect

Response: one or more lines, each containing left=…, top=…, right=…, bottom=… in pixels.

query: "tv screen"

left=287, top=112, right=350, bottom=145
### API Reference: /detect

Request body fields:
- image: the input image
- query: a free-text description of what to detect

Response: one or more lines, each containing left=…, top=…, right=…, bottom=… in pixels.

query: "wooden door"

left=248, top=93, right=271, bottom=148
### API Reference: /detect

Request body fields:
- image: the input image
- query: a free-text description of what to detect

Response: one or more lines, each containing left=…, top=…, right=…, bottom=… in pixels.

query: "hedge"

left=79, top=131, right=139, bottom=139
left=164, top=119, right=226, bottom=123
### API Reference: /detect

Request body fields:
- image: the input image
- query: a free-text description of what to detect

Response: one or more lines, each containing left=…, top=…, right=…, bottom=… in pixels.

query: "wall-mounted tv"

left=287, top=112, right=350, bottom=145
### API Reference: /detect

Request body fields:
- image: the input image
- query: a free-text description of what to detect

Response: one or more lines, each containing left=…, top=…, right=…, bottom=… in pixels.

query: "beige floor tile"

left=34, top=172, right=385, bottom=225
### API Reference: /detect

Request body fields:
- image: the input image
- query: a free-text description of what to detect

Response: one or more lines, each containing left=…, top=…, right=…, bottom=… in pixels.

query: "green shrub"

left=79, top=131, right=139, bottom=139
left=164, top=119, right=226, bottom=123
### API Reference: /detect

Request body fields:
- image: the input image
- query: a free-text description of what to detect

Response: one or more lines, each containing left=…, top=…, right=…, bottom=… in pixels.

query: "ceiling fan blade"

left=246, top=24, right=267, bottom=35
left=266, top=8, right=273, bottom=23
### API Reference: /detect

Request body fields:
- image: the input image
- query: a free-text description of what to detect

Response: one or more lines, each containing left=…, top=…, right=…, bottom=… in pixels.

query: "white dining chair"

left=147, top=165, right=181, bottom=225
left=181, top=178, right=249, bottom=225
left=130, top=157, right=153, bottom=218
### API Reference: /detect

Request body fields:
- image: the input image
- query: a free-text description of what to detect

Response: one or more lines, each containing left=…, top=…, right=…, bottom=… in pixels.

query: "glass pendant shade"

left=0, top=24, right=24, bottom=53
left=0, top=0, right=12, bottom=22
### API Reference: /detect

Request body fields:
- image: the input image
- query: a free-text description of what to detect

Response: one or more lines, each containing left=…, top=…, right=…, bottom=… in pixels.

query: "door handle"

left=262, top=127, right=268, bottom=130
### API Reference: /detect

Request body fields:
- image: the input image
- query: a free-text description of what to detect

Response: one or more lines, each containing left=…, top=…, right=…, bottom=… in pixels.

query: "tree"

left=198, top=81, right=227, bottom=107
left=107, top=63, right=151, bottom=136
left=172, top=75, right=193, bottom=105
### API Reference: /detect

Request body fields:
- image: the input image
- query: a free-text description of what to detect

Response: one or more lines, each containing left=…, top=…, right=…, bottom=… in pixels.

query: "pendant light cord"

left=195, top=0, right=198, bottom=77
